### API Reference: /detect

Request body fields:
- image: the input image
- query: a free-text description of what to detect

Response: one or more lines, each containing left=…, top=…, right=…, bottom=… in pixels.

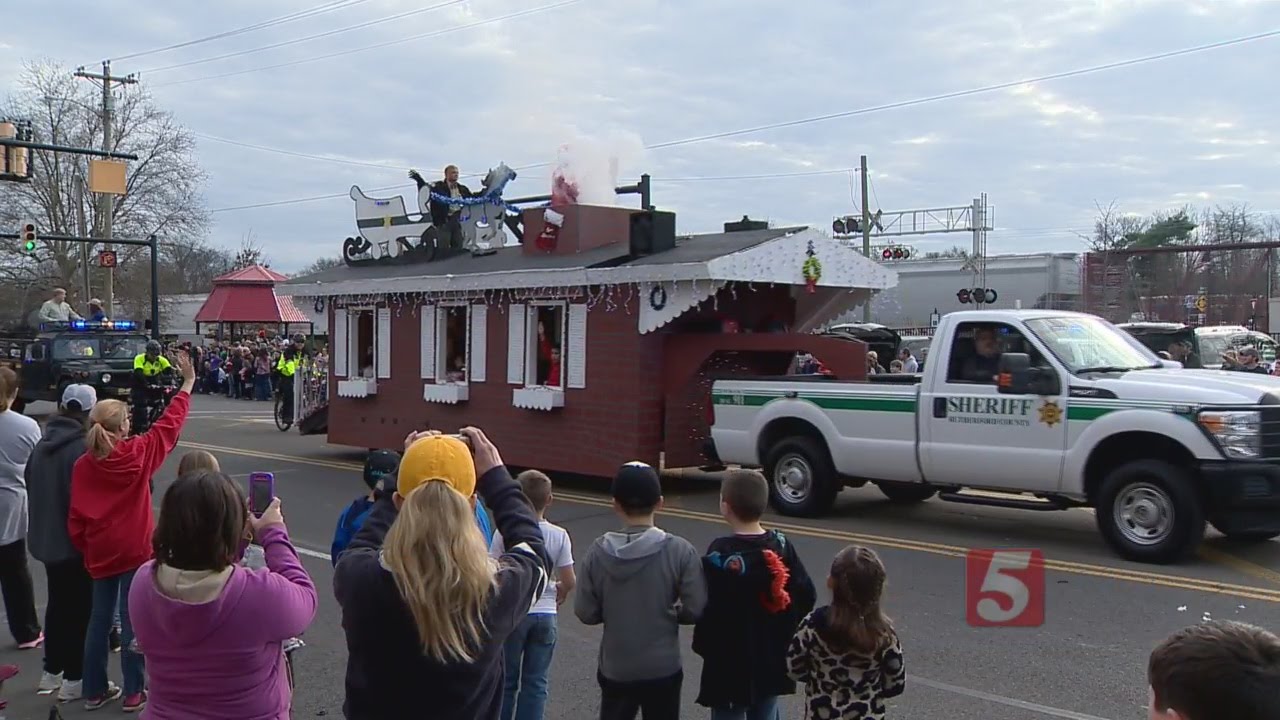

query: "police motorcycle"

left=131, top=340, right=181, bottom=436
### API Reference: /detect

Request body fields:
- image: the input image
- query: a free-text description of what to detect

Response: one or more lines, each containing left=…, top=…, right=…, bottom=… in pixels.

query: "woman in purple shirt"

left=128, top=471, right=317, bottom=718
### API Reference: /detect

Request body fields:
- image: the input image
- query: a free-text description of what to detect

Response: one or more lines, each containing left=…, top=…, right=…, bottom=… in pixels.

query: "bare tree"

left=296, top=255, right=343, bottom=277
left=0, top=60, right=209, bottom=320
left=230, top=230, right=269, bottom=270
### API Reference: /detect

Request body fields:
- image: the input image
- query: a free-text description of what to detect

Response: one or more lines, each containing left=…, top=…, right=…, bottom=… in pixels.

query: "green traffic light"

left=22, top=240, right=35, bottom=252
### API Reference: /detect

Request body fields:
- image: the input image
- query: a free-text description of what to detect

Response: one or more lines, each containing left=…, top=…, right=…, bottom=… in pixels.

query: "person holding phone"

left=334, top=428, right=550, bottom=720
left=69, top=350, right=196, bottom=712
left=129, top=470, right=317, bottom=719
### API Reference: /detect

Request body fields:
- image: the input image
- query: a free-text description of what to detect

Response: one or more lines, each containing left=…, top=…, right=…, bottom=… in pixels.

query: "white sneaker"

left=58, top=679, right=83, bottom=702
left=37, top=671, right=62, bottom=695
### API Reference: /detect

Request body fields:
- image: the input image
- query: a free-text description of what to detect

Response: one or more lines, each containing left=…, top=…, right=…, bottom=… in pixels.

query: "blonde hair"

left=0, top=368, right=16, bottom=412
left=382, top=481, right=496, bottom=663
left=87, top=400, right=129, bottom=460
left=178, top=450, right=220, bottom=477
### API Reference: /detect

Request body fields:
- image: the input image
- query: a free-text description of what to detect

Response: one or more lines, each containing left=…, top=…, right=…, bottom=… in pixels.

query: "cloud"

left=2, top=0, right=1280, bottom=272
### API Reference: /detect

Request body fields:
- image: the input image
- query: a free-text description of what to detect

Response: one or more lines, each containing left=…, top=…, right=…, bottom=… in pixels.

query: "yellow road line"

left=1197, top=546, right=1280, bottom=587
left=178, top=440, right=1280, bottom=604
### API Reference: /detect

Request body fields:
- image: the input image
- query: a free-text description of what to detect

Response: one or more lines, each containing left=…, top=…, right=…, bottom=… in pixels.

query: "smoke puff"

left=551, top=130, right=647, bottom=207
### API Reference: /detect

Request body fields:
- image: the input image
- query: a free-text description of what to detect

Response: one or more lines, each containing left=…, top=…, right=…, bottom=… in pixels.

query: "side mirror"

left=997, top=353, right=1061, bottom=396
left=26, top=343, right=45, bottom=362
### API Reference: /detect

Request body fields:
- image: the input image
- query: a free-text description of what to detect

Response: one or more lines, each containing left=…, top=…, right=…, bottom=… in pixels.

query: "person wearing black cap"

left=330, top=450, right=401, bottom=566
left=575, top=461, right=707, bottom=720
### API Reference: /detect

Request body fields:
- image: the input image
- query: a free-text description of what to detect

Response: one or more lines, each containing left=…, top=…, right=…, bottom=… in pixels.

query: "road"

left=3, top=396, right=1279, bottom=719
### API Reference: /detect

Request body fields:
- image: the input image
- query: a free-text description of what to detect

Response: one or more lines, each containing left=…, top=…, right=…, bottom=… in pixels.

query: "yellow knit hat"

left=397, top=435, right=476, bottom=498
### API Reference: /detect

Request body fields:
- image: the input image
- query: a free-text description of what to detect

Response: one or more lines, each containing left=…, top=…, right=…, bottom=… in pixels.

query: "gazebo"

left=194, top=265, right=313, bottom=340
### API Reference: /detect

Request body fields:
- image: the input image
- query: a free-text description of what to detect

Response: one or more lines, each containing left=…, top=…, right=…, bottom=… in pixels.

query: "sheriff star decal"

left=1038, top=400, right=1063, bottom=428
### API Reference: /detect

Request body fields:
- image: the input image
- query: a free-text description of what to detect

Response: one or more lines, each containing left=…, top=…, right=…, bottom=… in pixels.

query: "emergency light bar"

left=41, top=320, right=138, bottom=332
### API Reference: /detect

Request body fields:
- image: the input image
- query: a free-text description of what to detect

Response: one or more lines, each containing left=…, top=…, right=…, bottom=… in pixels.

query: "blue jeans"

left=501, top=614, right=557, bottom=720
left=83, top=570, right=144, bottom=698
left=710, top=698, right=781, bottom=720
left=255, top=374, right=272, bottom=401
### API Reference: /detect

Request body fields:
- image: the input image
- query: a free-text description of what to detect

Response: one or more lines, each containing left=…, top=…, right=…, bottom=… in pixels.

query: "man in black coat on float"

left=409, top=165, right=472, bottom=252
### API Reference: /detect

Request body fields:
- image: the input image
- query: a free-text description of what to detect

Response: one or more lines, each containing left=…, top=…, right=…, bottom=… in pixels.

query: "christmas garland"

left=802, top=255, right=822, bottom=283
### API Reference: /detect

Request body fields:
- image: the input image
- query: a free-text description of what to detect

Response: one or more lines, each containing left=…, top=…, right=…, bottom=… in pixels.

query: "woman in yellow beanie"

left=333, top=427, right=550, bottom=720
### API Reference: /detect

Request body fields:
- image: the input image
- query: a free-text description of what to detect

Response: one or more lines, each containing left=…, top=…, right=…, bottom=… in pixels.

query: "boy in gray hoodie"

left=575, top=461, right=708, bottom=720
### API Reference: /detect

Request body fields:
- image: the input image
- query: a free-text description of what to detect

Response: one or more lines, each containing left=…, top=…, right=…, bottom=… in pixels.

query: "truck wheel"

left=1095, top=460, right=1205, bottom=564
left=764, top=436, right=838, bottom=517
left=877, top=482, right=937, bottom=504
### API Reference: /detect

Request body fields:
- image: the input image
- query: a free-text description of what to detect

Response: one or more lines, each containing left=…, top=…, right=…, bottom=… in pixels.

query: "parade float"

left=283, top=153, right=898, bottom=476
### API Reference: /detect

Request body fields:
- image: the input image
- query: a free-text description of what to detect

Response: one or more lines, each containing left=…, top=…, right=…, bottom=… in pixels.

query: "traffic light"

left=880, top=246, right=911, bottom=261
left=957, top=288, right=998, bottom=304
left=19, top=220, right=36, bottom=253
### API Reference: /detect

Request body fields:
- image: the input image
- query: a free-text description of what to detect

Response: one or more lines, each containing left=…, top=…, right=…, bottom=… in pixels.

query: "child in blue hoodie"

left=331, top=449, right=494, bottom=566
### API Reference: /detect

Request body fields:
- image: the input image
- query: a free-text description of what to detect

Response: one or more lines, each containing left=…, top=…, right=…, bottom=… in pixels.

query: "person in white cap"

left=26, top=384, right=97, bottom=701
left=87, top=300, right=108, bottom=323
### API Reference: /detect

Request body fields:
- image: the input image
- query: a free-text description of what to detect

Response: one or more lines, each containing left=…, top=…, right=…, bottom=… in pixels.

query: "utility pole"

left=860, top=155, right=872, bottom=322
left=75, top=175, right=90, bottom=302
left=74, top=61, right=137, bottom=317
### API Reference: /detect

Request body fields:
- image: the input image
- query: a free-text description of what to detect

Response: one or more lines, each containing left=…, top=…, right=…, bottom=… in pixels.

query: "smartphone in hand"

left=248, top=472, right=275, bottom=517
left=449, top=433, right=472, bottom=450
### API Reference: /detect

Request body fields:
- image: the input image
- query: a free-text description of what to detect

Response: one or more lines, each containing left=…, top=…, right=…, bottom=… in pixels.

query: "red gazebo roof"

left=194, top=264, right=310, bottom=324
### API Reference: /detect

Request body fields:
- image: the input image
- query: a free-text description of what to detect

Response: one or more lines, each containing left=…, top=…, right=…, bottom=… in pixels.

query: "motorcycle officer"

left=132, top=340, right=174, bottom=433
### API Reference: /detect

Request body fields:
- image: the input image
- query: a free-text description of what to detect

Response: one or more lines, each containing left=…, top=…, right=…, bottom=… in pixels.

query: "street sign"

left=97, top=249, right=118, bottom=268
left=1195, top=295, right=1208, bottom=312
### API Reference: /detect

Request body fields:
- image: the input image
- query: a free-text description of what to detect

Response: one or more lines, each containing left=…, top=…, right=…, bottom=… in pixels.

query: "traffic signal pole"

left=860, top=155, right=872, bottom=322
left=1, top=232, right=160, bottom=339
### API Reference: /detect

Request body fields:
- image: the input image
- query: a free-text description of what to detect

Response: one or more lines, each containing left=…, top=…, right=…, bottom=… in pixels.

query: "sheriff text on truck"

left=707, top=310, right=1280, bottom=564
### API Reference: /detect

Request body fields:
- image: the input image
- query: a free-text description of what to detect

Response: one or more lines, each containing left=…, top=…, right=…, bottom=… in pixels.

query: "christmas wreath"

left=802, top=256, right=822, bottom=284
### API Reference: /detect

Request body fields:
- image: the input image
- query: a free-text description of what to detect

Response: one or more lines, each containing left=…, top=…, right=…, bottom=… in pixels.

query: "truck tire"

left=764, top=436, right=838, bottom=517
left=876, top=481, right=937, bottom=504
left=1095, top=460, right=1205, bottom=564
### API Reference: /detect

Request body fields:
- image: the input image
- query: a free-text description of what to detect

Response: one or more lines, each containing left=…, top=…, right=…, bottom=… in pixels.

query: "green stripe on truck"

left=712, top=393, right=917, bottom=413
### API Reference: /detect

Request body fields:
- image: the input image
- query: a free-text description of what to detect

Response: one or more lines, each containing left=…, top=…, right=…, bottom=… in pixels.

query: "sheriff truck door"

left=920, top=321, right=1068, bottom=494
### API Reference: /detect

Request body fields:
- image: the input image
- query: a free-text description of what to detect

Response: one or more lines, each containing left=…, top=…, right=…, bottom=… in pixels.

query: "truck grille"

left=1260, top=407, right=1280, bottom=459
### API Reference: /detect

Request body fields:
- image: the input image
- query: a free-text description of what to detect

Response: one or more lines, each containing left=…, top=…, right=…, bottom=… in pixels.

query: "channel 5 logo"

left=965, top=549, right=1045, bottom=627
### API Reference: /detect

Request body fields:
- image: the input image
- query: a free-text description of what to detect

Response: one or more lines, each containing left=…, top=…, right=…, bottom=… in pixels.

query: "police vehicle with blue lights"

left=0, top=320, right=149, bottom=413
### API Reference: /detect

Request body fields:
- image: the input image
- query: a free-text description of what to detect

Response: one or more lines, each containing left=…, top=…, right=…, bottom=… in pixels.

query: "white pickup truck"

left=708, top=310, right=1280, bottom=564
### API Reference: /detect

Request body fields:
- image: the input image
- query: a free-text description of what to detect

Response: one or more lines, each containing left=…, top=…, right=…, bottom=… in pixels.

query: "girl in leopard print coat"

left=786, top=546, right=905, bottom=720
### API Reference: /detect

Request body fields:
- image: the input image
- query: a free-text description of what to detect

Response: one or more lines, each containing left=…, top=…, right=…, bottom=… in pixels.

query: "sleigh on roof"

left=341, top=163, right=518, bottom=267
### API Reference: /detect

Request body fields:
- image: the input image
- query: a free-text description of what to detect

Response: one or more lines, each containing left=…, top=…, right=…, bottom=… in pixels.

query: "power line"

left=152, top=0, right=584, bottom=88
left=652, top=168, right=856, bottom=182
left=644, top=28, right=1280, bottom=150
left=202, top=29, right=1279, bottom=214
left=193, top=132, right=410, bottom=171
left=107, top=0, right=373, bottom=63
left=141, top=0, right=469, bottom=75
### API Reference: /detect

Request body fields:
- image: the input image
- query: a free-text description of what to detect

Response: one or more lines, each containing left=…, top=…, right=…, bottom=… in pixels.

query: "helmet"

left=292, top=334, right=305, bottom=344
left=146, top=340, right=162, bottom=355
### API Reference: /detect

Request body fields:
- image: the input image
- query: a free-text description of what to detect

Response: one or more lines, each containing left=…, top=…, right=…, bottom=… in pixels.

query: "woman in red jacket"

left=69, top=351, right=195, bottom=713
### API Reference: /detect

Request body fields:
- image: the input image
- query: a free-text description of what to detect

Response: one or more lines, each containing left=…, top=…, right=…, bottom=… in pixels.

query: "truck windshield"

left=52, top=335, right=148, bottom=360
left=1025, top=317, right=1160, bottom=374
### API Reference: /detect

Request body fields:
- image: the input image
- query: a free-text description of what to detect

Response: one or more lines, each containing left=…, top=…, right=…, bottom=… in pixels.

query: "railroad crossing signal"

left=958, top=287, right=998, bottom=305
left=880, top=245, right=912, bottom=261
left=97, top=249, right=118, bottom=268
left=19, top=220, right=36, bottom=252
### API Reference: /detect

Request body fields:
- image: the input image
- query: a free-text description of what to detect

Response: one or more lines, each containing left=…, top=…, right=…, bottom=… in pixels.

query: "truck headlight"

left=101, top=373, right=112, bottom=384
left=1199, top=410, right=1262, bottom=459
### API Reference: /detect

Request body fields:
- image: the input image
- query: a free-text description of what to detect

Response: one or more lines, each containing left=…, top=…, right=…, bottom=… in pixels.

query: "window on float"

left=348, top=308, right=376, bottom=379
left=526, top=302, right=565, bottom=388
left=437, top=304, right=469, bottom=383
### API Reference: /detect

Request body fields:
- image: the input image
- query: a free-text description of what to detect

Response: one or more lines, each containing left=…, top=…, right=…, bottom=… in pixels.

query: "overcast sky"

left=4, top=0, right=1280, bottom=272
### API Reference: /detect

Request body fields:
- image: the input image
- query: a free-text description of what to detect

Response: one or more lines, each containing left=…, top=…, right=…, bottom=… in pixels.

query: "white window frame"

left=347, top=306, right=377, bottom=380
left=525, top=300, right=568, bottom=389
left=435, top=302, right=471, bottom=385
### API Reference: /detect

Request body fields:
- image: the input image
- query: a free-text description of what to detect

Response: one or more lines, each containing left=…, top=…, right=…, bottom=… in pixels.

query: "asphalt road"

left=3, top=396, right=1279, bottom=719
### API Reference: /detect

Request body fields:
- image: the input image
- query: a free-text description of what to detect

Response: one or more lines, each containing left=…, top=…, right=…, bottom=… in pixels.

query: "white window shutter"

left=376, top=307, right=392, bottom=379
left=345, top=308, right=360, bottom=376
left=507, top=304, right=526, bottom=385
left=333, top=309, right=348, bottom=378
left=470, top=305, right=488, bottom=382
left=420, top=304, right=436, bottom=380
left=567, top=303, right=587, bottom=389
